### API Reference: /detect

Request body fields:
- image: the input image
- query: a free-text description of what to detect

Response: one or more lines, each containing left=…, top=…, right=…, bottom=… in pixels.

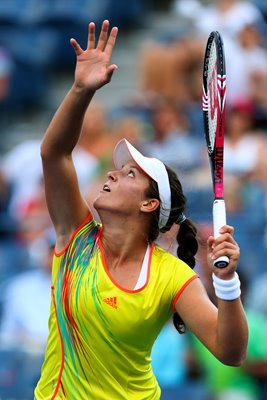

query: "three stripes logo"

left=103, top=297, right=118, bottom=309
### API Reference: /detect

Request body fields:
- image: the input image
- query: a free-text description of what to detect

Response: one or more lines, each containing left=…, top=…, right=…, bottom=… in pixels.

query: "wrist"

left=71, top=83, right=96, bottom=97
left=212, top=272, right=241, bottom=301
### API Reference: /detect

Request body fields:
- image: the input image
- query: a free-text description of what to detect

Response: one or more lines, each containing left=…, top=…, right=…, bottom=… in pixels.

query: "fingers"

left=210, top=240, right=239, bottom=262
left=70, top=38, right=83, bottom=56
left=219, top=224, right=234, bottom=236
left=207, top=225, right=240, bottom=268
left=95, top=20, right=118, bottom=54
left=73, top=20, right=118, bottom=58
left=105, top=26, right=118, bottom=58
left=207, top=225, right=234, bottom=246
left=87, top=22, right=95, bottom=50
left=97, top=20, right=110, bottom=51
left=106, top=64, right=118, bottom=82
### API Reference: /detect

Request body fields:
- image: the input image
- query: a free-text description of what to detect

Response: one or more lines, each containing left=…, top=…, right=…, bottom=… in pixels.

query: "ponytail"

left=177, top=219, right=198, bottom=267
left=173, top=218, right=198, bottom=333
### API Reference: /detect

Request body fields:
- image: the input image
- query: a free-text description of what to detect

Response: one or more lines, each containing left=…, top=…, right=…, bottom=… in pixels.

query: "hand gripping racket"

left=202, top=31, right=229, bottom=268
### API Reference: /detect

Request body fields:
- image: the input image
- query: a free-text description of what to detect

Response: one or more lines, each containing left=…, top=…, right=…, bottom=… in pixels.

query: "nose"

left=107, top=170, right=118, bottom=181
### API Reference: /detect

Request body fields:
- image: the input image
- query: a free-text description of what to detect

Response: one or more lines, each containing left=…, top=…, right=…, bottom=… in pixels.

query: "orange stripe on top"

left=172, top=274, right=199, bottom=312
left=50, top=286, right=65, bottom=400
left=54, top=212, right=93, bottom=257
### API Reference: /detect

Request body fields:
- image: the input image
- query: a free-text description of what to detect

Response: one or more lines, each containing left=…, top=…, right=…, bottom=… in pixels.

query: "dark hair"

left=145, top=165, right=198, bottom=333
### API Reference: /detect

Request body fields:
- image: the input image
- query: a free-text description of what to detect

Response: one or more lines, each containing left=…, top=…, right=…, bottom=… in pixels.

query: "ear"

left=140, top=199, right=160, bottom=214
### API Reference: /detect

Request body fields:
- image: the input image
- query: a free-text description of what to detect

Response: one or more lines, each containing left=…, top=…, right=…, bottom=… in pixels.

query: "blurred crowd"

left=0, top=0, right=267, bottom=399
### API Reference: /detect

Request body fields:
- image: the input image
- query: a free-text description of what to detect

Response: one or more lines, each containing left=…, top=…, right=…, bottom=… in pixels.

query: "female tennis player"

left=34, top=20, right=248, bottom=400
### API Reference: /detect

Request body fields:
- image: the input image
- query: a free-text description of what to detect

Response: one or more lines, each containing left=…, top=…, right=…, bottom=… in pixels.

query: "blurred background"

left=0, top=0, right=267, bottom=399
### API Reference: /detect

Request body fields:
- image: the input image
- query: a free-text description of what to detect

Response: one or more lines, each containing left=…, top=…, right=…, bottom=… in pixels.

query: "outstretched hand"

left=207, top=225, right=240, bottom=278
left=70, top=20, right=118, bottom=92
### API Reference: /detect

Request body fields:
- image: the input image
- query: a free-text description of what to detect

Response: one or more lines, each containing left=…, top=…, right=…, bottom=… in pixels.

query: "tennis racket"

left=202, top=31, right=229, bottom=268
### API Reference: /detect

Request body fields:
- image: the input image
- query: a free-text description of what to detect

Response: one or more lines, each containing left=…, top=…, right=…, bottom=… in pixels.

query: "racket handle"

left=213, top=199, right=229, bottom=268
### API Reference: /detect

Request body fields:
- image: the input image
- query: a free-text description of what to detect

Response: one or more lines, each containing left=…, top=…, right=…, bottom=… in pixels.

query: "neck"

left=100, top=226, right=150, bottom=289
left=101, top=225, right=148, bottom=259
left=98, top=213, right=149, bottom=258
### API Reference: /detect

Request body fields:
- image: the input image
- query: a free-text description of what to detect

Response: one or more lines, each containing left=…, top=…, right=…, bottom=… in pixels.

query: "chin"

left=93, top=196, right=109, bottom=213
left=93, top=196, right=100, bottom=210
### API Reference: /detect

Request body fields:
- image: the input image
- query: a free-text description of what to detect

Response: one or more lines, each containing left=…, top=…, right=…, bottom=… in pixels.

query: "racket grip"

left=213, top=199, right=229, bottom=268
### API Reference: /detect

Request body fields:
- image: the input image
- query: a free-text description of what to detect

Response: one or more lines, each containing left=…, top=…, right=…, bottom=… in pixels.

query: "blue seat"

left=0, top=0, right=22, bottom=25
left=104, top=0, right=149, bottom=28
left=0, top=26, right=59, bottom=67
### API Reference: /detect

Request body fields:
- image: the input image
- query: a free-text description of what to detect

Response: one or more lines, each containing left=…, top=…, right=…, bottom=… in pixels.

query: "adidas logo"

left=103, top=297, right=117, bottom=309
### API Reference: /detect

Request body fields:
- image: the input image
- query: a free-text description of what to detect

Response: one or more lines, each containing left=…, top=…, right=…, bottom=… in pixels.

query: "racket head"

left=202, top=31, right=226, bottom=199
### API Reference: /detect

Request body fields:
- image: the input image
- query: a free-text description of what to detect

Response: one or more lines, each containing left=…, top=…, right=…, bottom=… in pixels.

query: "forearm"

left=41, top=84, right=95, bottom=158
left=215, top=298, right=248, bottom=366
left=244, top=361, right=267, bottom=378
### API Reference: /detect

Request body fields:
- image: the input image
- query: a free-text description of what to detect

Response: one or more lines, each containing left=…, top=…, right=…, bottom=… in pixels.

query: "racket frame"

left=202, top=31, right=229, bottom=268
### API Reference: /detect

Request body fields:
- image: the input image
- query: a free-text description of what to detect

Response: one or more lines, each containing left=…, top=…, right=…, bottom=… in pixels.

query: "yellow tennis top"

left=34, top=214, right=198, bottom=400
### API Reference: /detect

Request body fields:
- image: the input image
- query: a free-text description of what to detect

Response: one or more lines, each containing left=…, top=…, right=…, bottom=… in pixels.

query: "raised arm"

left=175, top=225, right=248, bottom=366
left=41, top=21, right=118, bottom=249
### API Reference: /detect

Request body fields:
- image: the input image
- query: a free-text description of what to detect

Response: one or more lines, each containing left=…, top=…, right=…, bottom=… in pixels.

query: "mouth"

left=102, top=184, right=111, bottom=193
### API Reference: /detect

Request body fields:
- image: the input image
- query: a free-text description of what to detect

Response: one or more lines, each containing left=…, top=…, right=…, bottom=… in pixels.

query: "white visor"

left=113, top=138, right=171, bottom=229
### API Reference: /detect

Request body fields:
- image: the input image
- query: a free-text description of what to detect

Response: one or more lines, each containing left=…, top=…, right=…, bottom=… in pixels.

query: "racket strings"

left=207, top=40, right=218, bottom=152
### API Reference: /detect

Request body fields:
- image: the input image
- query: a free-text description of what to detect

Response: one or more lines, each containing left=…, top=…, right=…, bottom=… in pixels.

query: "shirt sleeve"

left=170, top=257, right=199, bottom=312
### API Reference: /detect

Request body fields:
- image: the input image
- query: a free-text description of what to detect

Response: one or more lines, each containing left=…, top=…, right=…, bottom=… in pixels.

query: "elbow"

left=223, top=358, right=246, bottom=368
left=219, top=350, right=247, bottom=367
left=40, top=139, right=58, bottom=161
left=40, top=140, right=47, bottom=160
left=40, top=137, right=71, bottom=160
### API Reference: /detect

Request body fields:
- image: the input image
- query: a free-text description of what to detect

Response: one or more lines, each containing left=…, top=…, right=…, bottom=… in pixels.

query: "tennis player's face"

left=94, top=160, right=151, bottom=217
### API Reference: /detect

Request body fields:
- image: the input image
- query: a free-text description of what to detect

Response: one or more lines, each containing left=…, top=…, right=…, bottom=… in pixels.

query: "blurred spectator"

left=224, top=101, right=267, bottom=195
left=0, top=228, right=55, bottom=351
left=0, top=168, right=12, bottom=235
left=223, top=23, right=267, bottom=106
left=1, top=140, right=45, bottom=220
left=0, top=47, right=12, bottom=103
left=221, top=101, right=267, bottom=274
left=16, top=177, right=52, bottom=246
left=142, top=2, right=267, bottom=109
left=172, top=0, right=205, bottom=21
left=139, top=34, right=203, bottom=104
left=111, top=115, right=144, bottom=148
left=194, top=0, right=265, bottom=41
left=0, top=158, right=29, bottom=284
left=140, top=97, right=205, bottom=188
left=250, top=69, right=267, bottom=132
left=246, top=272, right=267, bottom=320
left=0, top=228, right=55, bottom=398
left=1, top=137, right=99, bottom=221
left=0, top=47, right=13, bottom=127
left=78, top=102, right=117, bottom=175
